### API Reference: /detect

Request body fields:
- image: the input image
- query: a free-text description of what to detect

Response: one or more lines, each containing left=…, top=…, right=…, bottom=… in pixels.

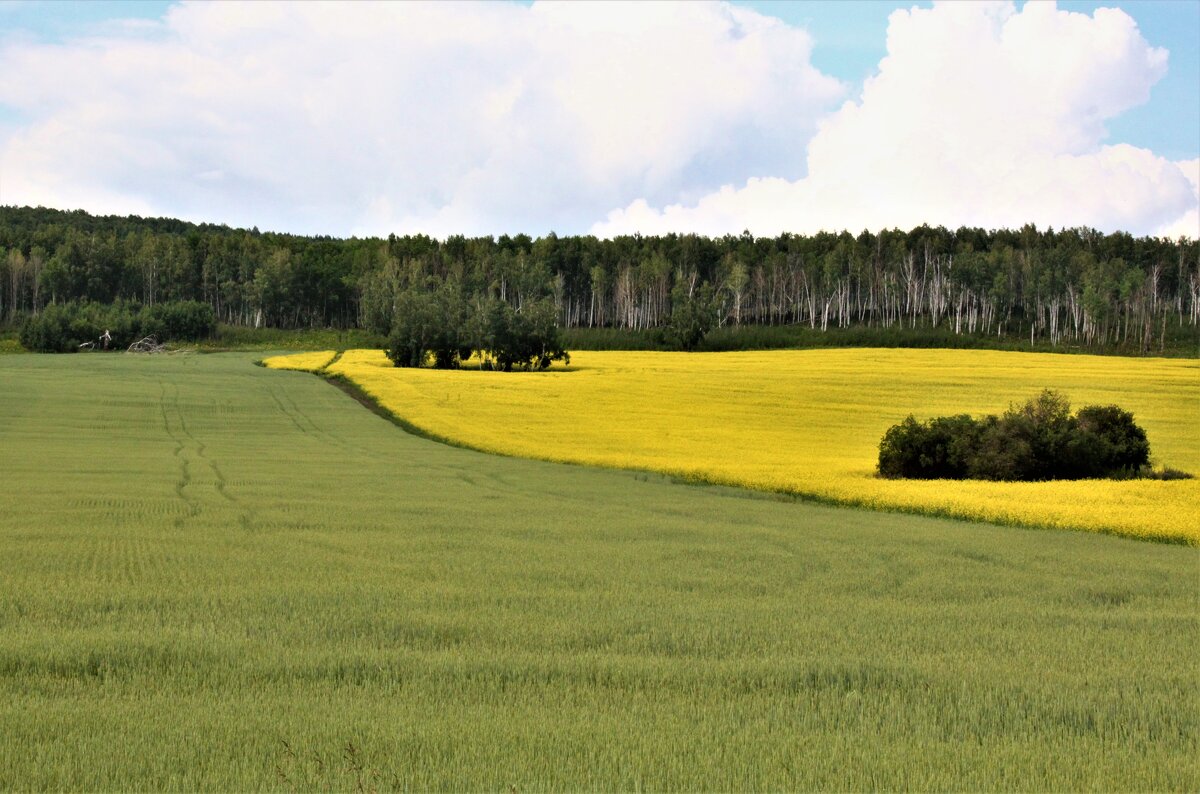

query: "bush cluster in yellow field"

left=274, top=347, right=1199, bottom=544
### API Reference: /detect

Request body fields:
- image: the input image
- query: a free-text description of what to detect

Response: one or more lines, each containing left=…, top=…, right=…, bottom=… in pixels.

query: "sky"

left=0, top=0, right=1196, bottom=239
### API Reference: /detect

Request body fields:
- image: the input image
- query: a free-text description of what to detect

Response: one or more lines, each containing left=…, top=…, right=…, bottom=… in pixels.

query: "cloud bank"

left=0, top=0, right=843, bottom=236
left=593, top=1, right=1199, bottom=239
left=0, top=1, right=1195, bottom=239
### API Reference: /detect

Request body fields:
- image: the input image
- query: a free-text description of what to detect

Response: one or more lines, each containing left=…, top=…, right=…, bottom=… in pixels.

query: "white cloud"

left=593, top=1, right=1199, bottom=239
left=1156, top=158, right=1200, bottom=239
left=0, top=0, right=844, bottom=236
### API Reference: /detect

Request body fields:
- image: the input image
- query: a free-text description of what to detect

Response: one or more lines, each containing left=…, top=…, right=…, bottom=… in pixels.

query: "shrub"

left=138, top=301, right=216, bottom=342
left=878, top=414, right=978, bottom=479
left=20, top=301, right=139, bottom=352
left=878, top=390, right=1161, bottom=481
left=19, top=300, right=217, bottom=353
left=1074, top=405, right=1150, bottom=475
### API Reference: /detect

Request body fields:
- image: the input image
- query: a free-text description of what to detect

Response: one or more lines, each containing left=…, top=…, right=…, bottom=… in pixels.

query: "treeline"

left=1, top=206, right=1197, bottom=352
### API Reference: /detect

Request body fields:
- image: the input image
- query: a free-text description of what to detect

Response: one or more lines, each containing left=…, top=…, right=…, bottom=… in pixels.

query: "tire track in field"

left=173, top=381, right=259, bottom=530
left=304, top=365, right=527, bottom=488
left=283, top=386, right=387, bottom=461
left=270, top=382, right=394, bottom=465
left=268, top=387, right=310, bottom=436
left=161, top=381, right=257, bottom=530
left=171, top=383, right=226, bottom=501
left=159, top=381, right=199, bottom=527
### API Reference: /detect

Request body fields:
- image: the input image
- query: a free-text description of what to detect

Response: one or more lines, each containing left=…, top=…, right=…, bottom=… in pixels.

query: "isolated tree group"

left=878, top=390, right=1153, bottom=481
left=385, top=283, right=568, bottom=371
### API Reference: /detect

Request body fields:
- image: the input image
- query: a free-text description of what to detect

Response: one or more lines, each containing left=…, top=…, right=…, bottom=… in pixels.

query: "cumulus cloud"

left=1156, top=158, right=1200, bottom=239
left=593, top=1, right=1199, bottom=239
left=0, top=0, right=844, bottom=236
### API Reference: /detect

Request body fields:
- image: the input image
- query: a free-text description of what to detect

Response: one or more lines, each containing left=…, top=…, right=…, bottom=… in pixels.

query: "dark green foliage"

left=879, top=390, right=1157, bottom=481
left=1143, top=466, right=1193, bottom=480
left=386, top=288, right=568, bottom=371
left=989, top=390, right=1077, bottom=481
left=20, top=301, right=134, bottom=352
left=877, top=415, right=980, bottom=479
left=18, top=300, right=217, bottom=352
left=200, top=324, right=385, bottom=352
left=1, top=206, right=1196, bottom=356
left=475, top=297, right=569, bottom=371
left=1074, top=405, right=1151, bottom=475
left=138, top=301, right=216, bottom=342
left=561, top=326, right=663, bottom=351
left=660, top=282, right=718, bottom=352
left=386, top=283, right=472, bottom=369
left=562, top=323, right=1200, bottom=356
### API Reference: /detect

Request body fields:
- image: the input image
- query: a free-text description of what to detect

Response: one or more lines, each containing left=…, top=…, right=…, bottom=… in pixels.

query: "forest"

left=1, top=205, right=1196, bottom=352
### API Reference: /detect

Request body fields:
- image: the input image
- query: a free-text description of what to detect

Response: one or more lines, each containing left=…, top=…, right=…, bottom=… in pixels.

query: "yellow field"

left=278, top=347, right=1199, bottom=543
left=262, top=350, right=336, bottom=372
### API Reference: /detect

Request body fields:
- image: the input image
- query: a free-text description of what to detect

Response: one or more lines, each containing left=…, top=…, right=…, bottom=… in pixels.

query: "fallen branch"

left=126, top=335, right=170, bottom=354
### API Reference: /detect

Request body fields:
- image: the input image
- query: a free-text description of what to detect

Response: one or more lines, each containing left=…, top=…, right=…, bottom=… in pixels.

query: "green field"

left=1, top=352, right=1196, bottom=790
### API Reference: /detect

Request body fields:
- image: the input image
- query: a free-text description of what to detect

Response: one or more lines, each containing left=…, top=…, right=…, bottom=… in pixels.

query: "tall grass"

left=199, top=323, right=387, bottom=352
left=0, top=352, right=1196, bottom=790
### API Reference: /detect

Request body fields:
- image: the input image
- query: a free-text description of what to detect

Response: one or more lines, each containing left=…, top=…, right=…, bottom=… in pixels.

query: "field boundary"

left=282, top=358, right=1195, bottom=547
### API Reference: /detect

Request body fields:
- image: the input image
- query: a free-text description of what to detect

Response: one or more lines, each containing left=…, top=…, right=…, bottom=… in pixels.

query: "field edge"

left=274, top=360, right=1195, bottom=548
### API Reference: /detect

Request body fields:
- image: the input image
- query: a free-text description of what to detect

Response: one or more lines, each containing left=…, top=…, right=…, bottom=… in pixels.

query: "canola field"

left=262, top=349, right=336, bottom=372
left=267, top=348, right=1200, bottom=544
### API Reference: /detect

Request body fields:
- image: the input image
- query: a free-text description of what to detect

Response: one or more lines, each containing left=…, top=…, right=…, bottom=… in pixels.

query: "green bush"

left=20, top=301, right=137, bottom=352
left=138, top=301, right=216, bottom=342
left=878, top=390, right=1155, bottom=481
left=19, top=301, right=216, bottom=352
left=1073, top=405, right=1150, bottom=476
left=877, top=414, right=979, bottom=479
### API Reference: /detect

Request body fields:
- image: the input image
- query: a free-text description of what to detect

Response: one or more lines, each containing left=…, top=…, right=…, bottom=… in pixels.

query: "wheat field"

left=0, top=352, right=1196, bottom=789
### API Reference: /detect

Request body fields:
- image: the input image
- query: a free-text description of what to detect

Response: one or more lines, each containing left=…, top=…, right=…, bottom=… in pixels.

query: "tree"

left=877, top=414, right=979, bottom=479
left=386, top=282, right=472, bottom=369
left=1073, top=405, right=1149, bottom=475
left=252, top=249, right=293, bottom=327
left=1, top=206, right=1197, bottom=348
left=4, top=248, right=26, bottom=321
left=476, top=296, right=569, bottom=371
left=661, top=281, right=717, bottom=351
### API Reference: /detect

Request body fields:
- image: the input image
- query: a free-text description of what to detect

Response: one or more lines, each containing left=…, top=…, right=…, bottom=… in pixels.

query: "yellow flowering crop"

left=262, top=350, right=337, bottom=372
left=277, top=347, right=1199, bottom=543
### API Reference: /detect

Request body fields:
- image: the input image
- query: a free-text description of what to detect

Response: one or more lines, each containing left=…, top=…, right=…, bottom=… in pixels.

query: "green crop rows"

left=0, top=352, right=1196, bottom=790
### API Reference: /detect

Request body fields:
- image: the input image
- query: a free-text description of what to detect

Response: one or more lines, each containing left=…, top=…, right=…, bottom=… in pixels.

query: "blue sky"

left=0, top=1, right=1196, bottom=237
